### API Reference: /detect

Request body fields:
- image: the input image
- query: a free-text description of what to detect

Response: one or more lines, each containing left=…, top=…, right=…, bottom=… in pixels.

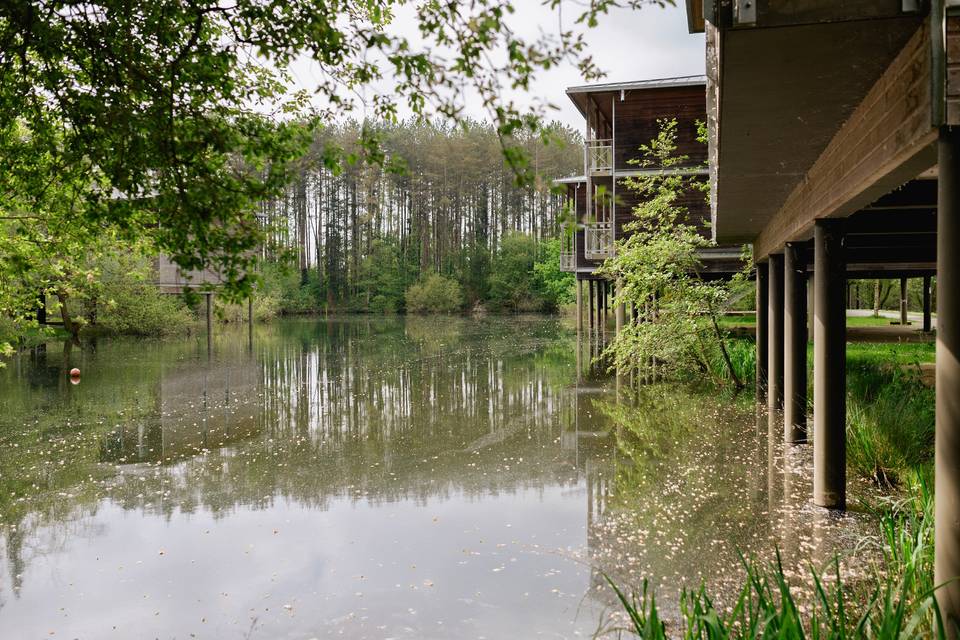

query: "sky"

left=515, top=2, right=706, bottom=129
left=285, top=1, right=705, bottom=131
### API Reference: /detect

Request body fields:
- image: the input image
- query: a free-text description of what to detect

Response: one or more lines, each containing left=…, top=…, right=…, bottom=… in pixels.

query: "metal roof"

left=565, top=75, right=706, bottom=96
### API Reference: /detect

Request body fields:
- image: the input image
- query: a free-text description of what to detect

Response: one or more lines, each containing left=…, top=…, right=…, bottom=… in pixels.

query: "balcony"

left=586, top=139, right=613, bottom=174
left=560, top=251, right=575, bottom=272
left=584, top=222, right=614, bottom=261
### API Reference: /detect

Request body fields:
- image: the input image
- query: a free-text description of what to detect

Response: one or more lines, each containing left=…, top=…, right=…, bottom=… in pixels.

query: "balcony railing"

left=560, top=251, right=575, bottom=272
left=584, top=222, right=614, bottom=260
left=586, top=139, right=613, bottom=174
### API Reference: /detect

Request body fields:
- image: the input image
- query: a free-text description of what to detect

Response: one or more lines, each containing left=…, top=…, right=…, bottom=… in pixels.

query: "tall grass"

left=845, top=345, right=934, bottom=488
left=607, top=480, right=941, bottom=638
left=707, top=337, right=934, bottom=488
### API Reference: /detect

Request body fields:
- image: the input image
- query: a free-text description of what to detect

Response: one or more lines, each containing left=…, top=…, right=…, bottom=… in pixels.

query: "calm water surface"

left=0, top=317, right=880, bottom=638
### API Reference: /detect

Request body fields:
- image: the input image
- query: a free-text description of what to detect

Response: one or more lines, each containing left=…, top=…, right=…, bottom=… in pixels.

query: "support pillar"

left=900, top=277, right=909, bottom=325
left=576, top=279, right=583, bottom=333
left=756, top=262, right=769, bottom=397
left=602, top=282, right=609, bottom=325
left=768, top=254, right=785, bottom=412
left=588, top=280, right=595, bottom=333
left=813, top=219, right=846, bottom=509
left=807, top=272, right=815, bottom=340
left=784, top=243, right=807, bottom=443
left=936, top=124, right=960, bottom=633
left=924, top=274, right=932, bottom=333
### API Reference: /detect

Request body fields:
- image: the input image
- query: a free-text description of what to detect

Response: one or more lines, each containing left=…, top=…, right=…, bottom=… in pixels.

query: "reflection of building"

left=99, top=360, right=261, bottom=464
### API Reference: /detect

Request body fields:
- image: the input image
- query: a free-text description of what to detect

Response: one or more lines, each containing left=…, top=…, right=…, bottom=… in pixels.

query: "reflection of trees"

left=586, top=386, right=881, bottom=617
left=584, top=387, right=774, bottom=607
left=0, top=317, right=587, bottom=595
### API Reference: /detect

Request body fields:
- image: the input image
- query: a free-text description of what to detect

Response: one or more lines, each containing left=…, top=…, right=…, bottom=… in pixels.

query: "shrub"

left=405, top=274, right=463, bottom=313
left=532, top=237, right=575, bottom=311
left=487, top=231, right=539, bottom=311
left=215, top=293, right=281, bottom=323
left=94, top=254, right=192, bottom=336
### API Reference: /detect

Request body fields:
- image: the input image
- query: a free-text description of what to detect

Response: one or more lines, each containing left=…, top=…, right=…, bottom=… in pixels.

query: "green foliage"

left=717, top=337, right=935, bottom=489
left=600, top=119, right=746, bottom=387
left=488, top=232, right=541, bottom=311
left=533, top=237, right=576, bottom=310
left=355, top=239, right=409, bottom=314
left=0, top=0, right=658, bottom=318
left=260, top=262, right=322, bottom=314
left=846, top=345, right=935, bottom=488
left=92, top=254, right=193, bottom=337
left=405, top=274, right=463, bottom=314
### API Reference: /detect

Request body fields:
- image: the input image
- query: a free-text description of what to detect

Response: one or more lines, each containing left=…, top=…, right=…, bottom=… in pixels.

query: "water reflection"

left=0, top=317, right=879, bottom=638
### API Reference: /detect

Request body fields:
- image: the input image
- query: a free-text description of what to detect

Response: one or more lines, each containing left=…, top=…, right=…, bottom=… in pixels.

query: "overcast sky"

left=285, top=2, right=704, bottom=131
left=517, top=2, right=705, bottom=129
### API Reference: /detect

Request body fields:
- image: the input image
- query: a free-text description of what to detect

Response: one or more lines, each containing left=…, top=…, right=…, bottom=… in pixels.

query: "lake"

left=0, top=317, right=880, bottom=638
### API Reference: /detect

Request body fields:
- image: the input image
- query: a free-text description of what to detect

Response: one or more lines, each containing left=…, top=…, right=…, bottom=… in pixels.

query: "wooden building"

left=557, top=76, right=743, bottom=331
left=152, top=255, right=223, bottom=295
left=684, top=0, right=960, bottom=627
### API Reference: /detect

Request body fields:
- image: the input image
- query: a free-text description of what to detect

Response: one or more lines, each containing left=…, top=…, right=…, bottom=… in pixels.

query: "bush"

left=94, top=254, right=192, bottom=336
left=259, top=262, right=323, bottom=314
left=215, top=293, right=281, bottom=323
left=532, top=237, right=575, bottom=311
left=405, top=274, right=463, bottom=313
left=487, top=232, right=539, bottom=311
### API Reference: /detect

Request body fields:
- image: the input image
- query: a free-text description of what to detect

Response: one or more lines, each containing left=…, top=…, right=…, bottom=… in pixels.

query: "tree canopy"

left=0, top=0, right=669, bottom=303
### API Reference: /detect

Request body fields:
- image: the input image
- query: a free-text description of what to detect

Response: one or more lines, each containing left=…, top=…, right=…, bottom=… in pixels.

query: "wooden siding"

left=948, top=15, right=960, bottom=125
left=613, top=177, right=711, bottom=241
left=153, top=255, right=223, bottom=294
left=613, top=86, right=706, bottom=171
left=754, top=23, right=937, bottom=259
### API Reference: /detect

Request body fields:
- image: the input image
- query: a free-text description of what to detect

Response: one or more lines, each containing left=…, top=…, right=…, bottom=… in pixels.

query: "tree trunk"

left=56, top=291, right=80, bottom=343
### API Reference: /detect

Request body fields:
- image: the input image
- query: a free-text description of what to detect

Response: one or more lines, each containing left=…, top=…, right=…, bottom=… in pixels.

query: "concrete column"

left=784, top=243, right=807, bottom=443
left=588, top=280, right=595, bottom=332
left=924, top=275, right=932, bottom=333
left=600, top=282, right=607, bottom=330
left=768, top=254, right=785, bottom=412
left=814, top=219, right=846, bottom=509
left=936, top=124, right=960, bottom=633
left=576, top=279, right=583, bottom=333
left=756, top=262, right=769, bottom=397
left=900, top=277, right=909, bottom=325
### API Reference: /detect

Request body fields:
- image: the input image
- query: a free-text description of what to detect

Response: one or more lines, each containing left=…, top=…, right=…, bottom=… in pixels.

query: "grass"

left=846, top=343, right=935, bottom=487
left=608, top=479, right=940, bottom=639
left=706, top=334, right=935, bottom=488
left=716, top=312, right=928, bottom=329
left=717, top=313, right=755, bottom=328
left=845, top=315, right=908, bottom=327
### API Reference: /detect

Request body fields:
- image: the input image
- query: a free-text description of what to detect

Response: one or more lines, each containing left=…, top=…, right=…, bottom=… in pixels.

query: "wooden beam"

left=754, top=23, right=938, bottom=259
